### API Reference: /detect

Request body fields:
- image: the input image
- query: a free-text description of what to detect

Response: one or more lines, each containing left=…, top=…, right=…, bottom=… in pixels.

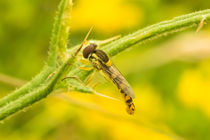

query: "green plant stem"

left=0, top=55, right=76, bottom=120
left=66, top=9, right=210, bottom=89
left=102, top=9, right=210, bottom=56
left=0, top=66, right=54, bottom=107
left=0, top=0, right=70, bottom=108
left=56, top=0, right=73, bottom=64
left=48, top=0, right=69, bottom=67
left=0, top=9, right=210, bottom=120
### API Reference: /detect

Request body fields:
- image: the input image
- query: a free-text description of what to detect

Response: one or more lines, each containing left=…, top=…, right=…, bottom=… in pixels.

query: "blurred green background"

left=0, top=0, right=210, bottom=140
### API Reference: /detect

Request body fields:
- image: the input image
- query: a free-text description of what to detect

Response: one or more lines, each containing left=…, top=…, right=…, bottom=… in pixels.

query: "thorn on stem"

left=47, top=71, right=56, bottom=80
left=196, top=15, right=206, bottom=33
left=98, top=35, right=121, bottom=45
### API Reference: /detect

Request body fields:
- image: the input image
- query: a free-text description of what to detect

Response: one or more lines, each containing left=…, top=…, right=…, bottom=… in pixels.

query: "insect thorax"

left=89, top=54, right=102, bottom=70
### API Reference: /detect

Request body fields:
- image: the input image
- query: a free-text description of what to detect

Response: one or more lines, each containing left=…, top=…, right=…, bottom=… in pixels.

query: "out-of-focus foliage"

left=0, top=0, right=210, bottom=140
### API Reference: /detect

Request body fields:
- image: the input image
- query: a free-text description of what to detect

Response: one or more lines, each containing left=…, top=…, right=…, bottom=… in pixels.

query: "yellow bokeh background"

left=1, top=0, right=210, bottom=140
left=71, top=0, right=142, bottom=33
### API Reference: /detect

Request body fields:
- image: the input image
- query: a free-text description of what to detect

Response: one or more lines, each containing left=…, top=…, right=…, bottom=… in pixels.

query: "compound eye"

left=82, top=43, right=97, bottom=58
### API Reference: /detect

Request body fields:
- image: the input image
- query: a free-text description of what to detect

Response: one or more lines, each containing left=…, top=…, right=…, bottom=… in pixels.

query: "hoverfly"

left=82, top=42, right=136, bottom=115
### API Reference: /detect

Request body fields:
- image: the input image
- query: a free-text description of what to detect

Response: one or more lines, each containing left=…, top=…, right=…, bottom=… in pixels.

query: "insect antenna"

left=74, top=26, right=93, bottom=56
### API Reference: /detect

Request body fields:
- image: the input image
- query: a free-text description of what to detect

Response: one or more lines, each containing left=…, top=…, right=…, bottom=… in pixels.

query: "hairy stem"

left=0, top=54, right=76, bottom=120
left=0, top=66, right=54, bottom=107
left=48, top=0, right=69, bottom=67
left=0, top=9, right=210, bottom=120
left=102, top=9, right=210, bottom=56
left=0, top=0, right=70, bottom=108
left=65, top=9, right=210, bottom=91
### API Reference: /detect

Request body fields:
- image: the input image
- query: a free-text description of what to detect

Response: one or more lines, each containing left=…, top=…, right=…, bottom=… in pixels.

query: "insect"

left=82, top=42, right=136, bottom=115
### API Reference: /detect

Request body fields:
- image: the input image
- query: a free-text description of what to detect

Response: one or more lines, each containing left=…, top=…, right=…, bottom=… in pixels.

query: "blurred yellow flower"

left=178, top=60, right=210, bottom=117
left=78, top=110, right=173, bottom=140
left=71, top=0, right=142, bottom=33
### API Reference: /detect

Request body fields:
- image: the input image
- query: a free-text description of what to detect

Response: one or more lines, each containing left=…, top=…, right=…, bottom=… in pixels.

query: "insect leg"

left=62, top=71, right=96, bottom=87
left=61, top=76, right=83, bottom=83
left=79, top=58, right=93, bottom=71
left=80, top=59, right=90, bottom=65
left=79, top=66, right=93, bottom=71
left=85, top=70, right=96, bottom=85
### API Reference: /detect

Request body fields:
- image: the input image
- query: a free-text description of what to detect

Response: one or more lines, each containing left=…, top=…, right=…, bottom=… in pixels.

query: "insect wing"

left=99, top=61, right=135, bottom=99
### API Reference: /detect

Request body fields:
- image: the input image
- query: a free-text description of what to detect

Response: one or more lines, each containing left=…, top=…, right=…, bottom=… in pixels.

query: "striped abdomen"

left=121, top=90, right=135, bottom=115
